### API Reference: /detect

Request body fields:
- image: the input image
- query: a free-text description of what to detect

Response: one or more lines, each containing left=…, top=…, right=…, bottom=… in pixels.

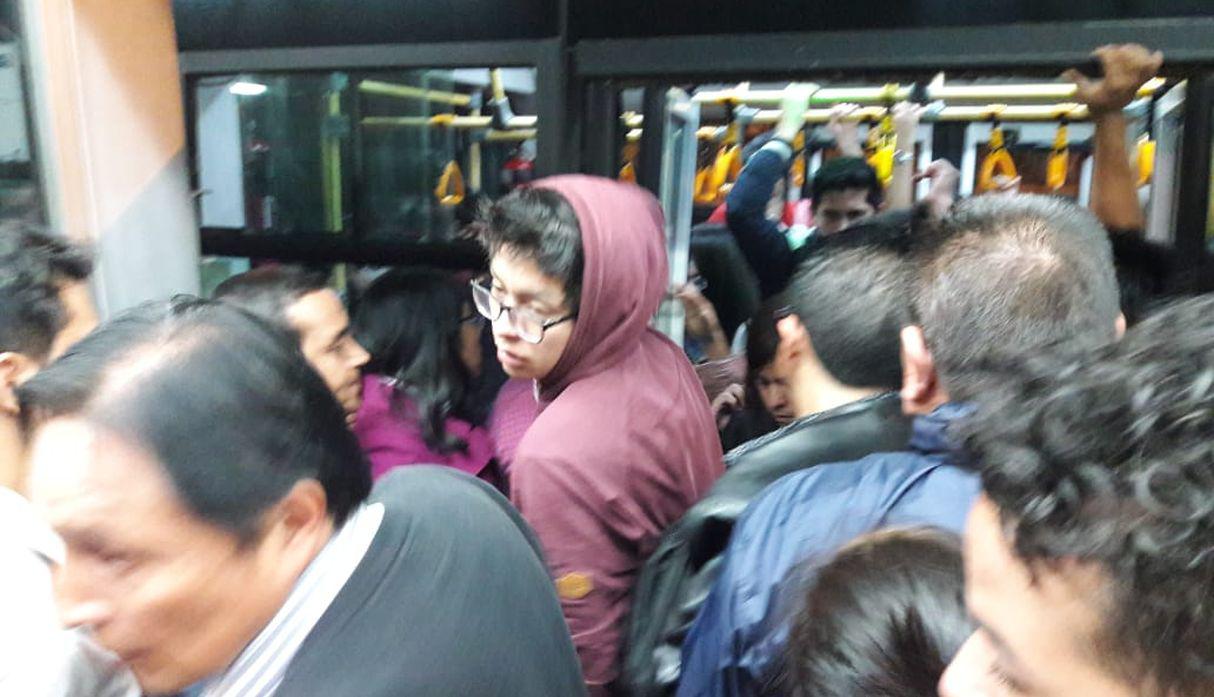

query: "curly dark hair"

left=962, top=294, right=1214, bottom=695
left=0, top=221, right=92, bottom=360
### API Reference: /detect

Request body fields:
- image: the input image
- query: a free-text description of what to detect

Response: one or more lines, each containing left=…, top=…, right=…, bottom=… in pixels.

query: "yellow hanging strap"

left=790, top=131, right=807, bottom=190
left=865, top=112, right=897, bottom=186
left=1135, top=133, right=1156, bottom=187
left=695, top=121, right=742, bottom=206
left=430, top=114, right=465, bottom=207
left=434, top=160, right=466, bottom=208
left=619, top=161, right=636, bottom=183
left=1045, top=120, right=1069, bottom=191
left=977, top=118, right=1018, bottom=193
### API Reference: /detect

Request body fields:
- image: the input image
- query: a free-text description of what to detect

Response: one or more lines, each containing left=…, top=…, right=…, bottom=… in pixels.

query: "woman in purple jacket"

left=352, top=268, right=500, bottom=487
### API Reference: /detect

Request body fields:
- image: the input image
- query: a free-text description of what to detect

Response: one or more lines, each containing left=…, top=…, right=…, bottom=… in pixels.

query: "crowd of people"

left=4, top=42, right=1213, bottom=697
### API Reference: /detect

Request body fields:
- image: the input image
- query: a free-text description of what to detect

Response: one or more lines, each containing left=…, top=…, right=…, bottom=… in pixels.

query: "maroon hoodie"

left=510, top=176, right=725, bottom=692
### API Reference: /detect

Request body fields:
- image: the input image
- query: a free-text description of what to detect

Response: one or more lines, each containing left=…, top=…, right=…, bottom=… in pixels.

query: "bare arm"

left=1065, top=44, right=1163, bottom=232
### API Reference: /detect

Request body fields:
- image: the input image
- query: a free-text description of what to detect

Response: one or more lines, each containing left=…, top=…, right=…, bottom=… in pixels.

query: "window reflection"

left=194, top=67, right=537, bottom=242
left=0, top=1, right=41, bottom=223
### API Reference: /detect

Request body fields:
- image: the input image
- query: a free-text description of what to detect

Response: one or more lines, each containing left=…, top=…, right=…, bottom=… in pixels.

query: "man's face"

left=939, top=496, right=1133, bottom=697
left=487, top=248, right=575, bottom=381
left=755, top=365, right=794, bottom=426
left=813, top=187, right=876, bottom=235
left=286, top=289, right=369, bottom=424
left=28, top=419, right=302, bottom=694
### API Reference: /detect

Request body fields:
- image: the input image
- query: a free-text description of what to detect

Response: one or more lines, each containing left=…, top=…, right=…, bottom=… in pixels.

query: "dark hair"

left=811, top=157, right=883, bottom=211
left=787, top=527, right=971, bottom=697
left=691, top=223, right=762, bottom=340
left=910, top=194, right=1119, bottom=401
left=746, top=295, right=784, bottom=376
left=0, top=221, right=92, bottom=360
left=212, top=265, right=331, bottom=334
left=473, top=188, right=584, bottom=313
left=17, top=297, right=372, bottom=537
left=786, top=217, right=910, bottom=390
left=964, top=295, right=1214, bottom=695
left=354, top=268, right=474, bottom=454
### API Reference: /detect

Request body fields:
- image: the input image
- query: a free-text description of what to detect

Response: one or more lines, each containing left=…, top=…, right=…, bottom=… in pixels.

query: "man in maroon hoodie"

left=472, top=176, right=725, bottom=694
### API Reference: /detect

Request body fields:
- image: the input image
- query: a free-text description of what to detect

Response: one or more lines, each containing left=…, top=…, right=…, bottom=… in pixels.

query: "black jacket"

left=621, top=393, right=911, bottom=696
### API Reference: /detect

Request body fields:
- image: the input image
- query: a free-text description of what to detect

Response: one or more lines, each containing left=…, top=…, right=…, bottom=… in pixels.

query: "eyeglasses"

left=470, top=277, right=576, bottom=344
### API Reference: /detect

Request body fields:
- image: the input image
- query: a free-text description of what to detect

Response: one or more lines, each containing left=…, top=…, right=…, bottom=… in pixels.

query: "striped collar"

left=199, top=501, right=384, bottom=697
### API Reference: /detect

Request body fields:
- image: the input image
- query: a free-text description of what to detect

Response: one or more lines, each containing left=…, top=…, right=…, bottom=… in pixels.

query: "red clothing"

left=487, top=378, right=539, bottom=481
left=511, top=176, right=724, bottom=691
left=707, top=201, right=803, bottom=226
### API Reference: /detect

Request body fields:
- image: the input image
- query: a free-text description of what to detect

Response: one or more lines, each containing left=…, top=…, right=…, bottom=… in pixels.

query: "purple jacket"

left=354, top=374, right=497, bottom=484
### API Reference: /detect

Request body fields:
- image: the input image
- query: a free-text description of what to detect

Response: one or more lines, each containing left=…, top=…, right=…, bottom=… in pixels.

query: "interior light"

left=229, top=81, right=268, bottom=96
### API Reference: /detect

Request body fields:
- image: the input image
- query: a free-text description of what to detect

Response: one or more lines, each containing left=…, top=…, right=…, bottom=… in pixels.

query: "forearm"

left=726, top=146, right=796, bottom=297
left=1090, top=112, right=1145, bottom=232
left=885, top=154, right=915, bottom=209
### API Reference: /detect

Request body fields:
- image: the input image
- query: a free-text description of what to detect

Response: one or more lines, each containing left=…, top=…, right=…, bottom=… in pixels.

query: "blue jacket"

left=725, top=144, right=799, bottom=300
left=676, top=404, right=980, bottom=697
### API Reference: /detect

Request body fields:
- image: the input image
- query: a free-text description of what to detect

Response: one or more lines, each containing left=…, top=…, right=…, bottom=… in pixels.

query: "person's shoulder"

left=371, top=465, right=500, bottom=513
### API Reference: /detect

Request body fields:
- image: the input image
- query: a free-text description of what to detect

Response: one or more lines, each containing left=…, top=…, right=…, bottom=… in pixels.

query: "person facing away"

left=351, top=267, right=499, bottom=487
left=213, top=265, right=370, bottom=425
left=470, top=176, right=724, bottom=694
left=0, top=222, right=137, bottom=697
left=18, top=297, right=586, bottom=697
left=941, top=295, right=1214, bottom=697
left=678, top=193, right=1124, bottom=697
left=623, top=216, right=915, bottom=696
left=785, top=528, right=970, bottom=697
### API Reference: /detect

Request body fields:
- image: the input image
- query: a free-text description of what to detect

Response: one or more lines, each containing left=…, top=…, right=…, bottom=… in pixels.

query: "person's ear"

left=900, top=326, right=943, bottom=415
left=258, top=479, right=331, bottom=574
left=1115, top=313, right=1127, bottom=339
left=0, top=352, right=39, bottom=416
left=775, top=315, right=810, bottom=376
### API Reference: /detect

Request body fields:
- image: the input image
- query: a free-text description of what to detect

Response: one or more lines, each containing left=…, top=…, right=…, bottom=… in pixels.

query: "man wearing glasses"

left=471, top=177, right=724, bottom=696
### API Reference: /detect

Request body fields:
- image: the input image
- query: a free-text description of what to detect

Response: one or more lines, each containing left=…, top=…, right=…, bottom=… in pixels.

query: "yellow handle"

left=435, top=160, right=466, bottom=207
left=1136, top=134, right=1156, bottom=187
left=1045, top=123, right=1069, bottom=191
left=694, top=144, right=742, bottom=206
left=619, top=161, right=636, bottom=183
left=977, top=126, right=1018, bottom=193
left=865, top=114, right=897, bottom=186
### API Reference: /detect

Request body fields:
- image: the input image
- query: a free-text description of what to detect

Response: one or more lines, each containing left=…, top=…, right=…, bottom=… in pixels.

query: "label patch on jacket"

left=556, top=572, right=594, bottom=600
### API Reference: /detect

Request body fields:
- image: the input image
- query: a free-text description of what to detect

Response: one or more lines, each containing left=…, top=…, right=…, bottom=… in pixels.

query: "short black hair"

left=474, top=188, right=584, bottom=313
left=910, top=194, right=1119, bottom=401
left=0, top=221, right=92, bottom=360
left=786, top=216, right=910, bottom=390
left=964, top=295, right=1214, bottom=695
left=212, top=265, right=331, bottom=334
left=787, top=527, right=970, bottom=697
left=18, top=297, right=372, bottom=537
left=811, top=157, right=883, bottom=211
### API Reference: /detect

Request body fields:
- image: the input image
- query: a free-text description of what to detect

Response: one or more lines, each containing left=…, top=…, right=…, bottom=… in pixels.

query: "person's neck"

left=789, top=361, right=882, bottom=420
left=0, top=413, right=26, bottom=494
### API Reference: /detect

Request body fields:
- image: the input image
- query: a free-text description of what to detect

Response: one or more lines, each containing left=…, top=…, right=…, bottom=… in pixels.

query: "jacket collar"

left=908, top=402, right=973, bottom=456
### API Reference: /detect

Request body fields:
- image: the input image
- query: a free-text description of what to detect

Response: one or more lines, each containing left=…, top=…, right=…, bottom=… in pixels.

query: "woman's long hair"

left=354, top=268, right=475, bottom=454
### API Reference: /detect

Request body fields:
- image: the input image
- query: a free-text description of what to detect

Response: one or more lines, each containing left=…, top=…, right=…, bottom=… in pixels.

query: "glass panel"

left=193, top=67, right=538, bottom=241
left=0, top=1, right=41, bottom=222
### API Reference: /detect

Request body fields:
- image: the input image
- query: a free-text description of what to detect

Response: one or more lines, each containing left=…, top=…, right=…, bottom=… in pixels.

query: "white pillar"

left=22, top=0, right=200, bottom=317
